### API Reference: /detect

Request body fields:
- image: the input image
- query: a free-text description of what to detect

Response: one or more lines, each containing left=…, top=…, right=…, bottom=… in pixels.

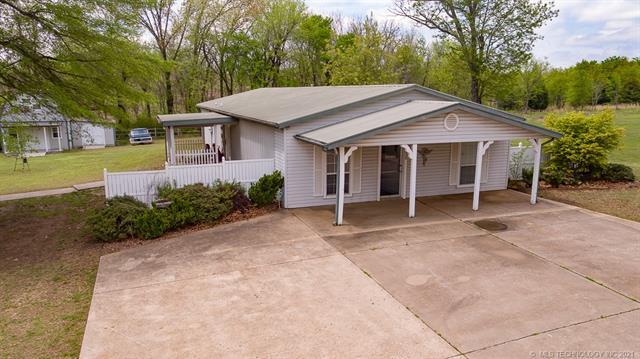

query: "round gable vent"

left=443, top=113, right=459, bottom=131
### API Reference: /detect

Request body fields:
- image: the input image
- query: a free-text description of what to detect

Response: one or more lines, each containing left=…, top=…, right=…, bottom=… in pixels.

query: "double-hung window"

left=326, top=151, right=350, bottom=196
left=51, top=127, right=60, bottom=138
left=459, top=142, right=477, bottom=185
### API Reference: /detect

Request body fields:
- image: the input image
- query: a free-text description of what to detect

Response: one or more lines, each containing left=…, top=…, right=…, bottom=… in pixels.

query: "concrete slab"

left=468, top=310, right=640, bottom=359
left=347, top=234, right=639, bottom=353
left=418, top=190, right=564, bottom=221
left=291, top=198, right=454, bottom=236
left=94, top=212, right=335, bottom=293
left=324, top=220, right=484, bottom=253
left=494, top=216, right=640, bottom=300
left=468, top=208, right=595, bottom=232
left=81, top=255, right=459, bottom=359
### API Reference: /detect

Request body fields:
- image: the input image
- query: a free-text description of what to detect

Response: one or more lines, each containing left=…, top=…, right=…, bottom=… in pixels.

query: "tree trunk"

left=164, top=71, right=174, bottom=114
left=470, top=75, right=482, bottom=103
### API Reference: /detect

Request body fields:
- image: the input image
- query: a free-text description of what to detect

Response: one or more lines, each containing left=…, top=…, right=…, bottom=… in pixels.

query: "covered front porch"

left=157, top=112, right=237, bottom=166
left=294, top=100, right=559, bottom=225
left=292, top=190, right=562, bottom=236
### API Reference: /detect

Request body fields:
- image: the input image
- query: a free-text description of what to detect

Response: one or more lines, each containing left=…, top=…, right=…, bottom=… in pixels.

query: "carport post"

left=335, top=147, right=346, bottom=225
left=530, top=138, right=542, bottom=205
left=401, top=144, right=418, bottom=218
left=473, top=140, right=493, bottom=211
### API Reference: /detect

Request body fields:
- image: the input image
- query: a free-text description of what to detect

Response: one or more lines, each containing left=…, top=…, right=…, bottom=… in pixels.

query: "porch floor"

left=291, top=189, right=567, bottom=237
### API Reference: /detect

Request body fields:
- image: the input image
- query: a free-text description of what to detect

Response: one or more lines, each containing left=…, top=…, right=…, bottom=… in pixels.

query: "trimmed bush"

left=87, top=196, right=147, bottom=242
left=544, top=110, right=623, bottom=184
left=134, top=209, right=172, bottom=240
left=602, top=163, right=635, bottom=182
left=248, top=171, right=284, bottom=207
left=159, top=183, right=235, bottom=227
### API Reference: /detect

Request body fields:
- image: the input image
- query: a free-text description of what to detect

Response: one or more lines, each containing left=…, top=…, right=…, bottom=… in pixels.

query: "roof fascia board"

left=159, top=118, right=237, bottom=127
left=409, top=85, right=527, bottom=122
left=194, top=106, right=278, bottom=128
left=296, top=102, right=560, bottom=150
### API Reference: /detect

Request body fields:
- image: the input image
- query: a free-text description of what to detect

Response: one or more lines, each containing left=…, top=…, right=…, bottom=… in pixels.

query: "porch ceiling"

left=157, top=112, right=236, bottom=127
left=295, top=100, right=561, bottom=150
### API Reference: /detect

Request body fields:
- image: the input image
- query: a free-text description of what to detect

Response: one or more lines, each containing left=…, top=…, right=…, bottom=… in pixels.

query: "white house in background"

left=0, top=97, right=115, bottom=154
left=157, top=84, right=560, bottom=224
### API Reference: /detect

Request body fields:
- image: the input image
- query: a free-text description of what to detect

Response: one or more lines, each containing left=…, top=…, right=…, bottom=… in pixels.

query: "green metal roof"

left=196, top=84, right=528, bottom=128
left=197, top=85, right=417, bottom=127
left=156, top=112, right=235, bottom=127
left=295, top=100, right=561, bottom=150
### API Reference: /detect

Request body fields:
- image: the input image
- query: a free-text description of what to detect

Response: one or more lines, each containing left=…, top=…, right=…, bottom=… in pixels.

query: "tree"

left=0, top=0, right=159, bottom=122
left=519, top=59, right=549, bottom=111
left=138, top=0, right=192, bottom=114
left=392, top=0, right=558, bottom=104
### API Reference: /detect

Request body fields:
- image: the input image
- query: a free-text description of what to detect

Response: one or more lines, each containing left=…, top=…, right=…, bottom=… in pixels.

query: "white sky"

left=306, top=0, right=640, bottom=68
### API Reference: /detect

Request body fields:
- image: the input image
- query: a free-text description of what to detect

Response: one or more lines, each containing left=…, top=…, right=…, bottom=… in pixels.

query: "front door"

left=380, top=145, right=401, bottom=196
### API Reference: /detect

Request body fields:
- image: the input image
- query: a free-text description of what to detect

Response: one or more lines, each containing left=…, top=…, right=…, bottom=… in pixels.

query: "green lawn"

left=518, top=108, right=640, bottom=176
left=0, top=143, right=166, bottom=194
left=541, top=186, right=640, bottom=222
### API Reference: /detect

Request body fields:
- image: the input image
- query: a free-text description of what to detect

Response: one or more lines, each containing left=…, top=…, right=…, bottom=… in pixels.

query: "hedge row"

left=87, top=171, right=283, bottom=242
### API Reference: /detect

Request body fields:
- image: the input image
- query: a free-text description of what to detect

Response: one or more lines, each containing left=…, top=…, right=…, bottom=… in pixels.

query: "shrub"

left=602, top=163, right=636, bottom=182
left=87, top=196, right=147, bottom=242
left=542, top=165, right=566, bottom=188
left=544, top=110, right=623, bottom=184
left=134, top=209, right=172, bottom=240
left=521, top=167, right=534, bottom=187
left=159, top=183, right=235, bottom=227
left=248, top=171, right=284, bottom=207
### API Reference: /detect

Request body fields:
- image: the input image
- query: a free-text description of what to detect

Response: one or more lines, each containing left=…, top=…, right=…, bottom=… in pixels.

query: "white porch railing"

left=104, top=158, right=275, bottom=204
left=174, top=150, right=219, bottom=165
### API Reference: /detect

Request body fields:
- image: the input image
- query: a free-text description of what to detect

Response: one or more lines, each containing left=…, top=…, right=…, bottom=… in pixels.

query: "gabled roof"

left=196, top=84, right=528, bottom=128
left=295, top=100, right=561, bottom=150
left=157, top=112, right=235, bottom=127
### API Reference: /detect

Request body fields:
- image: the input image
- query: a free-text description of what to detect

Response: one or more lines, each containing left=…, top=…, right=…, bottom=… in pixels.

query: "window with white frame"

left=459, top=142, right=477, bottom=185
left=51, top=127, right=60, bottom=138
left=326, top=151, right=350, bottom=196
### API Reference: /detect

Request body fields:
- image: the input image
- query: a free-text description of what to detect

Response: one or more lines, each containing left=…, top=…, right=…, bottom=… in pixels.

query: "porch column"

left=335, top=146, right=357, bottom=225
left=401, top=144, right=418, bottom=218
left=530, top=138, right=542, bottom=205
left=56, top=126, right=62, bottom=151
left=43, top=127, right=49, bottom=152
left=167, top=126, right=176, bottom=165
left=472, top=140, right=494, bottom=211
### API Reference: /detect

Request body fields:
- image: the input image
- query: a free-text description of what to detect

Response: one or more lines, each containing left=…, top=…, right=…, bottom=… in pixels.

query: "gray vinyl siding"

left=353, top=110, right=542, bottom=146
left=284, top=89, right=440, bottom=208
left=402, top=141, right=509, bottom=197
left=274, top=128, right=285, bottom=173
left=230, top=119, right=275, bottom=160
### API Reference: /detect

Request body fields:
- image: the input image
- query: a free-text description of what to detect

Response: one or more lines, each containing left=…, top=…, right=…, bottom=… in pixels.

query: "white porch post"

left=401, top=144, right=418, bottom=218
left=56, top=126, right=62, bottom=151
left=530, top=138, right=542, bottom=205
left=168, top=126, right=176, bottom=165
left=335, top=146, right=357, bottom=225
left=472, top=140, right=494, bottom=211
left=43, top=127, right=49, bottom=152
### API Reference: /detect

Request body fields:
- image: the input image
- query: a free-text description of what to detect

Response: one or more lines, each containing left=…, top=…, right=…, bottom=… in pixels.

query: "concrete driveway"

left=82, top=190, right=640, bottom=358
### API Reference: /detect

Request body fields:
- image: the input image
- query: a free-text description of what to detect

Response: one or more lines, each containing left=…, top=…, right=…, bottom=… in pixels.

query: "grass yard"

left=0, top=190, right=121, bottom=358
left=0, top=143, right=165, bottom=195
left=519, top=107, right=640, bottom=176
left=540, top=186, right=640, bottom=222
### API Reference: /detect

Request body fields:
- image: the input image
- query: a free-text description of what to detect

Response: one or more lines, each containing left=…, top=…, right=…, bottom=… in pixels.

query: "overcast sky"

left=306, top=0, right=640, bottom=68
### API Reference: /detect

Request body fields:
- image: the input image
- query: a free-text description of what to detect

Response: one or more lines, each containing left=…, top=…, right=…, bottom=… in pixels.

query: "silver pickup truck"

left=129, top=128, right=153, bottom=145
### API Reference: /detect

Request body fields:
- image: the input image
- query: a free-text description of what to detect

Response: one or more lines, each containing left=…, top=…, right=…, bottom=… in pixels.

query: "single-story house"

left=0, top=96, right=116, bottom=154
left=157, top=84, right=560, bottom=224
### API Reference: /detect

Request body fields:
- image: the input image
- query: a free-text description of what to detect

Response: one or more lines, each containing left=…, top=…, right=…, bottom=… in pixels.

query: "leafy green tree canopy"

left=0, top=0, right=161, bottom=121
